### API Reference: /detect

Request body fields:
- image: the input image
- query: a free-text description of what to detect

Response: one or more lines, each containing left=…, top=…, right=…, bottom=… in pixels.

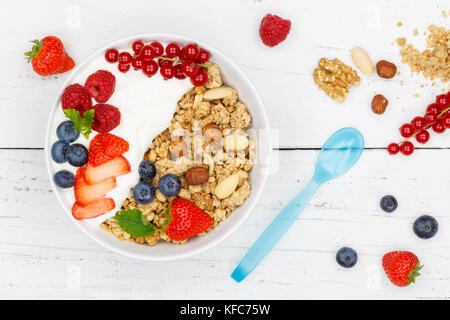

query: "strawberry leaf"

left=115, top=209, right=157, bottom=238
left=63, top=109, right=95, bottom=139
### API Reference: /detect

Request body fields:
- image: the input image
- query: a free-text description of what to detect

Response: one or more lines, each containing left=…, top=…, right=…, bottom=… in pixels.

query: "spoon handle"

left=231, top=180, right=320, bottom=282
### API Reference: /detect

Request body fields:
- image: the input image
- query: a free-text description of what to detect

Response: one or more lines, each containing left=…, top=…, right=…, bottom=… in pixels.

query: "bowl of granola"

left=45, top=33, right=271, bottom=260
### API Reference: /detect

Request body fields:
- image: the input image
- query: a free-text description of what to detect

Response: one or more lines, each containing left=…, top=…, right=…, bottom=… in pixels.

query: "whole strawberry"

left=165, top=197, right=212, bottom=241
left=382, top=251, right=423, bottom=287
left=25, top=36, right=75, bottom=75
left=259, top=14, right=291, bottom=47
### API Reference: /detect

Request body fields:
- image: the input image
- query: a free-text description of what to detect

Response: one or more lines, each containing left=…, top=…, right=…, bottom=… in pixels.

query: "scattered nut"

left=313, top=58, right=360, bottom=103
left=202, top=123, right=222, bottom=143
left=350, top=47, right=374, bottom=75
left=203, top=86, right=233, bottom=101
left=185, top=167, right=209, bottom=185
left=376, top=60, right=397, bottom=79
left=214, top=174, right=239, bottom=199
left=169, top=140, right=187, bottom=159
left=371, top=94, right=389, bottom=114
left=223, top=134, right=249, bottom=150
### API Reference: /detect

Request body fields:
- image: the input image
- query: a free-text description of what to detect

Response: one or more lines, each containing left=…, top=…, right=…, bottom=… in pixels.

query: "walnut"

left=313, top=58, right=360, bottom=102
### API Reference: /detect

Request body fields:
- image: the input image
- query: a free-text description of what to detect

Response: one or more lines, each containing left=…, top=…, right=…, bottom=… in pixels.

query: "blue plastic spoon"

left=231, top=127, right=365, bottom=282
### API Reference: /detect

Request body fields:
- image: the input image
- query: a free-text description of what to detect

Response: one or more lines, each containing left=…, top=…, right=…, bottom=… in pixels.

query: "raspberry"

left=92, top=104, right=121, bottom=133
left=88, top=133, right=129, bottom=167
left=259, top=14, right=291, bottom=47
left=84, top=70, right=115, bottom=103
left=61, top=84, right=92, bottom=114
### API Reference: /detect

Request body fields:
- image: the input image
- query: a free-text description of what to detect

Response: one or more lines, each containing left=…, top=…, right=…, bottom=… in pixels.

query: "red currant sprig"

left=388, top=92, right=450, bottom=156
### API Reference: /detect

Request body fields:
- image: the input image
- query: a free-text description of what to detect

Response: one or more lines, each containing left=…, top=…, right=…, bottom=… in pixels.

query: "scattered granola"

left=397, top=25, right=449, bottom=82
left=101, top=63, right=255, bottom=246
left=313, top=57, right=360, bottom=102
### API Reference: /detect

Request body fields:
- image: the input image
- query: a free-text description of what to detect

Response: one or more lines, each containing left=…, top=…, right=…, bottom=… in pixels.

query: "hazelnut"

left=185, top=167, right=209, bottom=185
left=371, top=94, right=389, bottom=114
left=202, top=123, right=222, bottom=143
left=376, top=60, right=397, bottom=79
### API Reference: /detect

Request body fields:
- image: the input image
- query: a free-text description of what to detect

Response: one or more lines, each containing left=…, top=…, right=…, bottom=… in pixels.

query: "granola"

left=101, top=63, right=255, bottom=245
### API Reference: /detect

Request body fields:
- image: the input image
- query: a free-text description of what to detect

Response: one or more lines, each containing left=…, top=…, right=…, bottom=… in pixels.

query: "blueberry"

left=138, top=160, right=156, bottom=180
left=133, top=181, right=156, bottom=204
left=56, top=120, right=80, bottom=143
left=158, top=174, right=181, bottom=197
left=336, top=247, right=358, bottom=268
left=66, top=143, right=88, bottom=167
left=54, top=170, right=75, bottom=188
left=380, top=195, right=398, bottom=213
left=51, top=141, right=69, bottom=163
left=413, top=215, right=438, bottom=239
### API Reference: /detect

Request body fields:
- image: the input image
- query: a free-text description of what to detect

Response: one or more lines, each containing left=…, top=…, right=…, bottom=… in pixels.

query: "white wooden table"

left=1, top=0, right=449, bottom=299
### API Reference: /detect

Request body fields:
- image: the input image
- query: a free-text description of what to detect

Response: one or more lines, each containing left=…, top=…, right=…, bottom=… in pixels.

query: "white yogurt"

left=50, top=52, right=192, bottom=222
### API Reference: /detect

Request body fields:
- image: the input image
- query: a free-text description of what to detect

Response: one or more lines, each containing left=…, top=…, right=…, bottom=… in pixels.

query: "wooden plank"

left=0, top=149, right=449, bottom=299
left=0, top=0, right=448, bottom=148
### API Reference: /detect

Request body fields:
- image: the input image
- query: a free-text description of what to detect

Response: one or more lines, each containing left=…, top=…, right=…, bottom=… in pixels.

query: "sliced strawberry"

left=72, top=198, right=115, bottom=220
left=74, top=167, right=116, bottom=206
left=84, top=155, right=130, bottom=185
left=88, top=132, right=129, bottom=167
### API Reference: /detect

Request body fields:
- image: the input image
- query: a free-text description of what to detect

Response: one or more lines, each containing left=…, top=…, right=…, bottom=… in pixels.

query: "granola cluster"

left=101, top=62, right=255, bottom=245
left=313, top=57, right=361, bottom=102
left=397, top=25, right=449, bottom=82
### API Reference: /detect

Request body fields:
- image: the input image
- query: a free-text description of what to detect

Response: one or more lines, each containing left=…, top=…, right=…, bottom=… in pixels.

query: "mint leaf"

left=114, top=209, right=156, bottom=238
left=63, top=109, right=95, bottom=139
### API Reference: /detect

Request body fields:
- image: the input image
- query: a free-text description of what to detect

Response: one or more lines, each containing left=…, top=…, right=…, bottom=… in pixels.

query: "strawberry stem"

left=408, top=262, right=423, bottom=285
left=24, top=39, right=42, bottom=63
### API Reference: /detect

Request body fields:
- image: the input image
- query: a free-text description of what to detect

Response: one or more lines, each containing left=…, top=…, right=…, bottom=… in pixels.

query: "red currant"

left=174, top=64, right=186, bottom=79
left=158, top=56, right=173, bottom=67
left=432, top=121, right=446, bottom=134
left=411, top=116, right=426, bottom=131
left=399, top=123, right=414, bottom=138
left=190, top=68, right=208, bottom=86
left=160, top=64, right=175, bottom=80
left=118, top=52, right=132, bottom=65
left=141, top=45, right=155, bottom=61
left=182, top=44, right=199, bottom=60
left=142, top=60, right=158, bottom=77
left=132, top=40, right=144, bottom=55
left=105, top=48, right=119, bottom=63
left=197, top=49, right=210, bottom=63
left=400, top=141, right=414, bottom=156
left=387, top=143, right=400, bottom=155
left=181, top=60, right=199, bottom=77
left=441, top=114, right=450, bottom=129
left=436, top=93, right=449, bottom=108
left=132, top=56, right=145, bottom=70
left=118, top=63, right=130, bottom=73
left=415, top=130, right=430, bottom=144
left=166, top=43, right=181, bottom=58
left=150, top=42, right=164, bottom=56
left=426, top=103, right=441, bottom=114
left=425, top=112, right=438, bottom=125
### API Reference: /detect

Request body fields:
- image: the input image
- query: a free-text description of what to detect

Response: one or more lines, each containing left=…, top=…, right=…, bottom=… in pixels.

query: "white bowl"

left=45, top=33, right=271, bottom=261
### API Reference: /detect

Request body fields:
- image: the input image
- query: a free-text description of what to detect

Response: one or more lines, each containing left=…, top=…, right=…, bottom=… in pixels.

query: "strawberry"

left=88, top=133, right=129, bottom=166
left=165, top=197, right=212, bottom=241
left=74, top=168, right=116, bottom=206
left=25, top=36, right=75, bottom=75
left=259, top=14, right=291, bottom=47
left=382, top=251, right=423, bottom=287
left=92, top=104, right=121, bottom=133
left=84, top=155, right=130, bottom=185
left=72, top=198, right=115, bottom=220
left=84, top=70, right=115, bottom=103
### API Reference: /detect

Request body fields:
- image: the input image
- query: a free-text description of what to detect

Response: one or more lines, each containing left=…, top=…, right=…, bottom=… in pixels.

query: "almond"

left=214, top=174, right=239, bottom=199
left=223, top=134, right=249, bottom=151
left=203, top=87, right=233, bottom=101
left=351, top=47, right=374, bottom=75
left=185, top=167, right=209, bottom=185
left=376, top=60, right=397, bottom=79
left=371, top=94, right=389, bottom=114
left=202, top=123, right=222, bottom=143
